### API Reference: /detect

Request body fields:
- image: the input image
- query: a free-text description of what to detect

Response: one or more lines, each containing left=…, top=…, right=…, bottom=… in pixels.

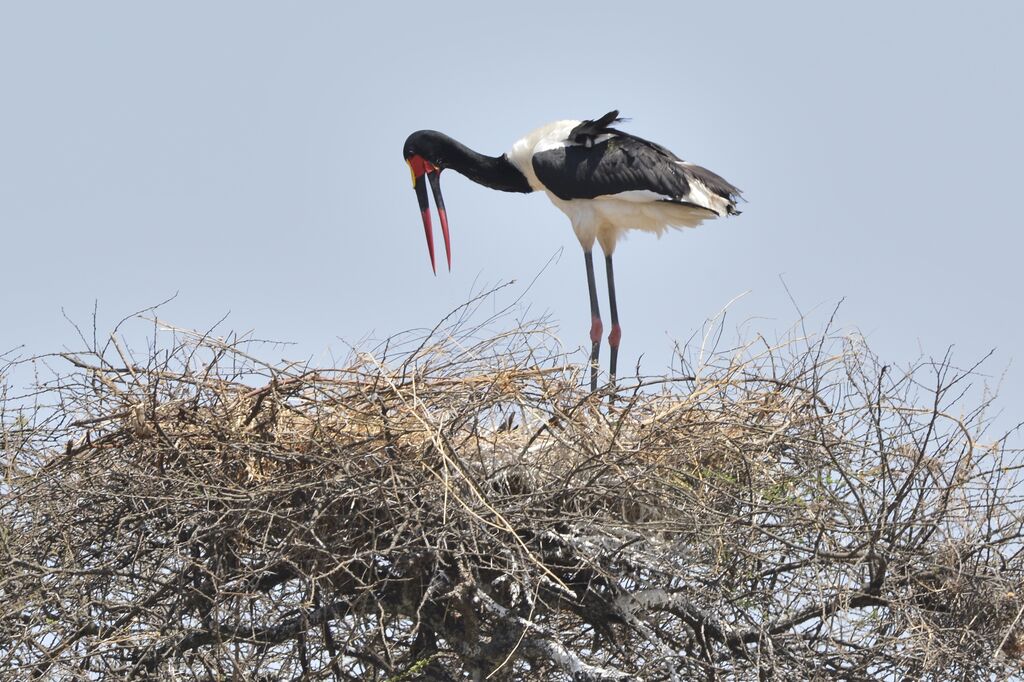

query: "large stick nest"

left=2, top=297, right=1023, bottom=680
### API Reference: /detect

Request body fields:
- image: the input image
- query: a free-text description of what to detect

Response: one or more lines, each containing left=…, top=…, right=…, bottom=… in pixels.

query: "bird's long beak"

left=407, top=155, right=451, bottom=274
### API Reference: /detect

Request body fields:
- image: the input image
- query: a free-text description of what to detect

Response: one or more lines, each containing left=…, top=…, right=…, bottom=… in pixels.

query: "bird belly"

left=547, top=193, right=715, bottom=254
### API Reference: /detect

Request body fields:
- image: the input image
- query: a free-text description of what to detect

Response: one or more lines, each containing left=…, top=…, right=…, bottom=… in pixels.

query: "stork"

left=403, top=111, right=742, bottom=392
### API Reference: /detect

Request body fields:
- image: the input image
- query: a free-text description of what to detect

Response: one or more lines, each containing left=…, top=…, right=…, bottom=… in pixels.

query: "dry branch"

left=1, top=302, right=1023, bottom=680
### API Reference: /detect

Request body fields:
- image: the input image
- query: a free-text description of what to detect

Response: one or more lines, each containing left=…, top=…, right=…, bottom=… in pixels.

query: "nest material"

left=2, top=308, right=1023, bottom=680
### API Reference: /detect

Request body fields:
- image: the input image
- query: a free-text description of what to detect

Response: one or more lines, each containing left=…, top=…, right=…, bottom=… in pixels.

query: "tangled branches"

left=1, top=302, right=1023, bottom=680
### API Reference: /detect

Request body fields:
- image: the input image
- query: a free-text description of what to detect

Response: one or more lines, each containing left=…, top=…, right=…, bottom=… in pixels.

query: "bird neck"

left=441, top=138, right=533, bottom=194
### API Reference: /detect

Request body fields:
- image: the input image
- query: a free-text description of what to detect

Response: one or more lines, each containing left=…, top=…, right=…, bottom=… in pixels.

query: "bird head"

left=403, top=130, right=451, bottom=274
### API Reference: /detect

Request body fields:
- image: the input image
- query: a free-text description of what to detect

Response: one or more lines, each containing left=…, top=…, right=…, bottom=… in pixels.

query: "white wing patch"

left=592, top=189, right=675, bottom=203
left=680, top=171, right=730, bottom=217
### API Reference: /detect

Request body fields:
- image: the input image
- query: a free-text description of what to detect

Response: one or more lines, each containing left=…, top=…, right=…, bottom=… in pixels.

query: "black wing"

left=533, top=135, right=689, bottom=202
left=533, top=112, right=741, bottom=211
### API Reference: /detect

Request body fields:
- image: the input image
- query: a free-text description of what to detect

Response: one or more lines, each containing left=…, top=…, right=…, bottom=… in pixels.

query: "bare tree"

left=2, top=300, right=1023, bottom=680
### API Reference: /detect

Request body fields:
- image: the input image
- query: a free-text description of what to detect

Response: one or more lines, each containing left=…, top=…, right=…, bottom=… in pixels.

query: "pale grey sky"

left=2, top=2, right=1021, bottom=435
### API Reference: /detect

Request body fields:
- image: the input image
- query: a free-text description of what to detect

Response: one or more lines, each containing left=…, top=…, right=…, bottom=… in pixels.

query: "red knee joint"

left=608, top=323, right=621, bottom=348
left=590, top=316, right=603, bottom=344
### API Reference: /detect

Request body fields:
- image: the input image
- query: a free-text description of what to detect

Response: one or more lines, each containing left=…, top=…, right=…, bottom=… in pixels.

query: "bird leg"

left=605, top=254, right=621, bottom=388
left=584, top=251, right=602, bottom=392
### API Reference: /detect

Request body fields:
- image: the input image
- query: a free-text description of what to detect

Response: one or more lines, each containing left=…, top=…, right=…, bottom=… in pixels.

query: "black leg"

left=584, top=251, right=602, bottom=392
left=605, top=254, right=621, bottom=387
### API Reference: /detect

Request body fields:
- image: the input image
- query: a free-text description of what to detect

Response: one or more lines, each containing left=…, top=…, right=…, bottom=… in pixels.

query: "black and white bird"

left=403, top=111, right=742, bottom=392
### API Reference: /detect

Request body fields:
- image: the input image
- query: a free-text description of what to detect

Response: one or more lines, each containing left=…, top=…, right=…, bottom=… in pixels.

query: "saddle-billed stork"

left=403, top=111, right=742, bottom=392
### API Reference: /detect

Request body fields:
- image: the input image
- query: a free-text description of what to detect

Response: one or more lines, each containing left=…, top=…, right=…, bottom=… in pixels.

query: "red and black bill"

left=407, top=155, right=451, bottom=274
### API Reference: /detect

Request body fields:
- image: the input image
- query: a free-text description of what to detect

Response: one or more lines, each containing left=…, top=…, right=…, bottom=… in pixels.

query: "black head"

left=403, top=130, right=452, bottom=274
left=403, top=130, right=455, bottom=167
left=402, top=128, right=529, bottom=273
